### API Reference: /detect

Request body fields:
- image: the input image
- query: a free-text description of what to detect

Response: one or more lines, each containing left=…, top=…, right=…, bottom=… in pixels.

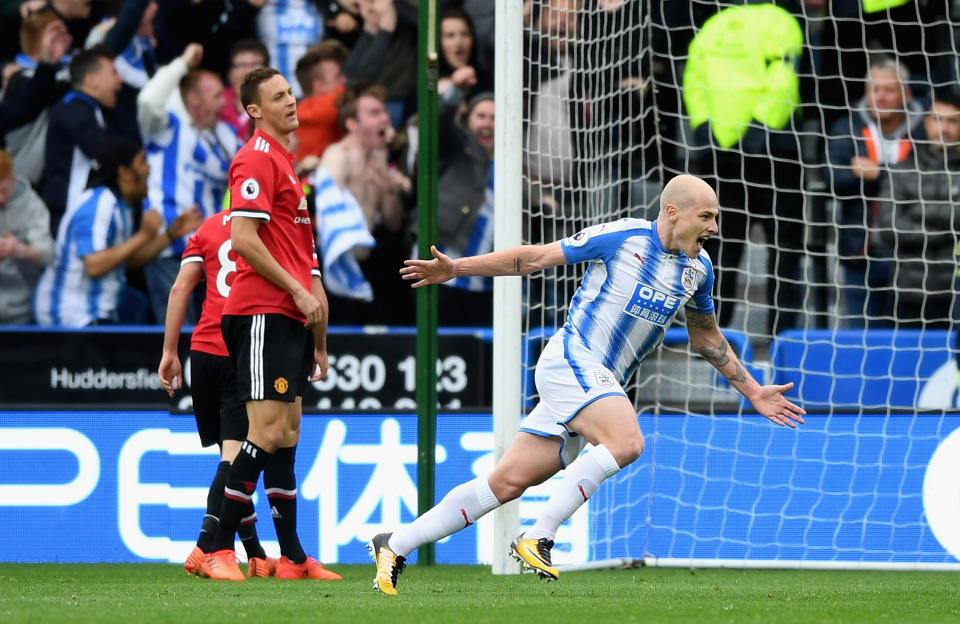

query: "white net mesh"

left=516, top=0, right=960, bottom=567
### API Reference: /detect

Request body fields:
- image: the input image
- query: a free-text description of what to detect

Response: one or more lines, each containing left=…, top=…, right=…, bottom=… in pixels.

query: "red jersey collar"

left=252, top=128, right=295, bottom=162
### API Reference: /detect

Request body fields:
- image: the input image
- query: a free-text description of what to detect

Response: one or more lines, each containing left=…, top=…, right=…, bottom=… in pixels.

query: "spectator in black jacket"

left=877, top=88, right=960, bottom=329
left=825, top=57, right=922, bottom=328
left=41, top=44, right=122, bottom=234
left=84, top=0, right=159, bottom=141
left=433, top=89, right=494, bottom=327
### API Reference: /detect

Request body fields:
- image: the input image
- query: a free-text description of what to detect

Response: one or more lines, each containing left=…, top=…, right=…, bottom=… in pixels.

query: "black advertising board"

left=0, top=327, right=492, bottom=410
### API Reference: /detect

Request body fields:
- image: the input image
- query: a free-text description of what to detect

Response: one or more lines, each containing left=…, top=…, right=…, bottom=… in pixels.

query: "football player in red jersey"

left=199, top=67, right=339, bottom=582
left=159, top=208, right=279, bottom=578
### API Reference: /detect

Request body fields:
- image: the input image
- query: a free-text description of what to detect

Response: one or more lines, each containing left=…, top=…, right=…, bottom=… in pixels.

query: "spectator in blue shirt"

left=34, top=138, right=199, bottom=326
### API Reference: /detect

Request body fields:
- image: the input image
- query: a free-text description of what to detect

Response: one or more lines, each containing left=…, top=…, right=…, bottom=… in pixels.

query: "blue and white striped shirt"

left=144, top=110, right=240, bottom=258
left=115, top=35, right=156, bottom=89
left=257, top=0, right=323, bottom=98
left=34, top=187, right=134, bottom=327
left=559, top=218, right=715, bottom=385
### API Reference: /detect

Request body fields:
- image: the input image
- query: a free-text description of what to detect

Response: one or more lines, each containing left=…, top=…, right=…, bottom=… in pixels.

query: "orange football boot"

left=274, top=556, right=342, bottom=580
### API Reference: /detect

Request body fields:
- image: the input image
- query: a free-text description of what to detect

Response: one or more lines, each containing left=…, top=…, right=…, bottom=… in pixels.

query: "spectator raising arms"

left=138, top=43, right=240, bottom=325
left=1, top=8, right=72, bottom=186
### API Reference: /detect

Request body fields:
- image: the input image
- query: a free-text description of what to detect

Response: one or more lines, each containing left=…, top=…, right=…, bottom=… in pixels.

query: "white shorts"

left=519, top=333, right=628, bottom=467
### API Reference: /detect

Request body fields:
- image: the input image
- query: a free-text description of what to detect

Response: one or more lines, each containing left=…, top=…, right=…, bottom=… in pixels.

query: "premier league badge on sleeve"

left=567, top=229, right=590, bottom=247
left=241, top=178, right=260, bottom=200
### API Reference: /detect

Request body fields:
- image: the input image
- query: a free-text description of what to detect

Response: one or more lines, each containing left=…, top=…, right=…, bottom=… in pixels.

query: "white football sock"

left=526, top=444, right=621, bottom=541
left=388, top=477, right=501, bottom=557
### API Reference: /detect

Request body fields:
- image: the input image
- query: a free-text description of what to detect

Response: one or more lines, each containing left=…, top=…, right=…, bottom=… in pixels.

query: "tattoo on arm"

left=698, top=340, right=730, bottom=368
left=697, top=339, right=748, bottom=385
left=513, top=257, right=522, bottom=273
left=727, top=361, right=748, bottom=384
left=685, top=309, right=716, bottom=330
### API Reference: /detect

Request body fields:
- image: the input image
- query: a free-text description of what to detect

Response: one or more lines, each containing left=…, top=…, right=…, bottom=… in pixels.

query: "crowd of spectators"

left=1, top=0, right=959, bottom=334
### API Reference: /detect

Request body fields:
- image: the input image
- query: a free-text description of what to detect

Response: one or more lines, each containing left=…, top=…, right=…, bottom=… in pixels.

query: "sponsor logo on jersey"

left=240, top=178, right=260, bottom=200
left=624, top=283, right=681, bottom=326
left=567, top=229, right=590, bottom=247
left=594, top=369, right=614, bottom=387
left=274, top=377, right=289, bottom=394
left=681, top=266, right=698, bottom=292
left=294, top=197, right=311, bottom=224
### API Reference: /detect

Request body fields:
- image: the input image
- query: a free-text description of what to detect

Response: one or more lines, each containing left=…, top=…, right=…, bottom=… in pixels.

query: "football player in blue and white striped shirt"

left=368, top=174, right=806, bottom=595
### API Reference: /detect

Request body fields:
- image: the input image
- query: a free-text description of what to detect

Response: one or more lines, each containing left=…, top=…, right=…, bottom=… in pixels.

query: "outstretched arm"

left=400, top=242, right=566, bottom=288
left=686, top=309, right=806, bottom=428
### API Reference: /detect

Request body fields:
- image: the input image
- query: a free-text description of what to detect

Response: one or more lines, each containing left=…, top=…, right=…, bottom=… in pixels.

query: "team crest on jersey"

left=594, top=369, right=614, bottom=387
left=298, top=197, right=308, bottom=211
left=274, top=377, right=289, bottom=394
left=681, top=266, right=698, bottom=292
left=241, top=178, right=260, bottom=200
left=567, top=229, right=590, bottom=247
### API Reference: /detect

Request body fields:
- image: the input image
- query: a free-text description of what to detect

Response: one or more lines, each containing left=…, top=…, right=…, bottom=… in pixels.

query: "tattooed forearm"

left=698, top=341, right=749, bottom=385
left=698, top=340, right=730, bottom=368
left=726, top=361, right=748, bottom=384
left=685, top=309, right=716, bottom=330
left=513, top=257, right=522, bottom=273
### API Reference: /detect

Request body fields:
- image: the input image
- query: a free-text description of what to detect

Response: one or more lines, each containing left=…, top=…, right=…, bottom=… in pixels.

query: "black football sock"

left=211, top=440, right=270, bottom=552
left=263, top=445, right=306, bottom=564
left=238, top=502, right=267, bottom=560
left=197, top=460, right=230, bottom=553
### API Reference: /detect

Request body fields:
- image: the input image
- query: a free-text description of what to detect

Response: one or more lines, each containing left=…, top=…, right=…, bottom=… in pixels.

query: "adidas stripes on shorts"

left=221, top=313, right=314, bottom=403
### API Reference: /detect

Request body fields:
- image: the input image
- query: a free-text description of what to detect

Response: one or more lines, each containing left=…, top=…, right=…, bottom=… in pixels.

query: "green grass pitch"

left=0, top=564, right=957, bottom=623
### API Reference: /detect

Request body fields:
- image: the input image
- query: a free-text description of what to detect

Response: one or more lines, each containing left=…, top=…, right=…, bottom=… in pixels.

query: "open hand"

left=750, top=381, right=806, bottom=428
left=400, top=245, right=455, bottom=288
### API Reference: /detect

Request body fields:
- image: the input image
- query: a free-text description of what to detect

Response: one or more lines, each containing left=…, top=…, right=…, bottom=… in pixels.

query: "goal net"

left=504, top=0, right=960, bottom=570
